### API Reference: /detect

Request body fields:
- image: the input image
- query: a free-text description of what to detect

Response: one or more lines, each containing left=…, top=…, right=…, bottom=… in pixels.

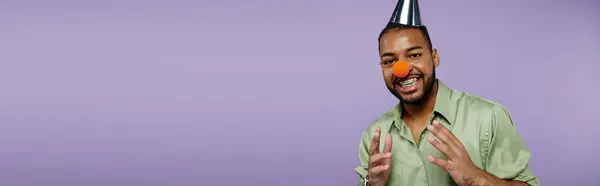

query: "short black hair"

left=377, top=22, right=433, bottom=51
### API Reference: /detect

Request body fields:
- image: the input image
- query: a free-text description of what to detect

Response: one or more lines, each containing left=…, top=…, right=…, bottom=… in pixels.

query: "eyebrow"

left=381, top=52, right=395, bottom=58
left=407, top=46, right=423, bottom=51
left=380, top=46, right=424, bottom=58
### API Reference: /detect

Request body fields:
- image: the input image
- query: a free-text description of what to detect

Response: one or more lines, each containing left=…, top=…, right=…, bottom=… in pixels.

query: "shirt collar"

left=392, top=79, right=456, bottom=127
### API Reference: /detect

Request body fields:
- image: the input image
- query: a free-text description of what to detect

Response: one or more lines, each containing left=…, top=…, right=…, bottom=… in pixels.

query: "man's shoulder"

left=448, top=87, right=514, bottom=129
left=450, top=87, right=509, bottom=115
left=361, top=106, right=397, bottom=136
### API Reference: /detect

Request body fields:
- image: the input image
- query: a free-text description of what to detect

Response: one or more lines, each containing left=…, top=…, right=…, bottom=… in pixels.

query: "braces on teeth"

left=400, top=78, right=417, bottom=87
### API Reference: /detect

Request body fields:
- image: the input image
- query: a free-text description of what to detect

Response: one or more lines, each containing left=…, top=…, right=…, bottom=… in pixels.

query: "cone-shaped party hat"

left=388, top=0, right=423, bottom=27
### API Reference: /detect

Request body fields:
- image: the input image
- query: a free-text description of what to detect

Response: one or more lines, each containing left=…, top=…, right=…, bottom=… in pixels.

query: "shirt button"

left=418, top=160, right=423, bottom=166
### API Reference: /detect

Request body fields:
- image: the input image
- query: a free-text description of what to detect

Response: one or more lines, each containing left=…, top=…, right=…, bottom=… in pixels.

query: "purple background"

left=1, top=0, right=599, bottom=185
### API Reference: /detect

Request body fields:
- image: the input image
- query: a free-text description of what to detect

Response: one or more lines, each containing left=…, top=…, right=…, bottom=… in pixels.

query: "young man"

left=355, top=1, right=539, bottom=186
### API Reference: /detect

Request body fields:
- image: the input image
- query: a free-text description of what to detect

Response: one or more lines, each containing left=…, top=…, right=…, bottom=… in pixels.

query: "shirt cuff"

left=513, top=174, right=539, bottom=186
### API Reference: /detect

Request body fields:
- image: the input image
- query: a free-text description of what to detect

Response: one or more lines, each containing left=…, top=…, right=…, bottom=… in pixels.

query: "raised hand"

left=426, top=120, right=482, bottom=186
left=367, top=127, right=393, bottom=186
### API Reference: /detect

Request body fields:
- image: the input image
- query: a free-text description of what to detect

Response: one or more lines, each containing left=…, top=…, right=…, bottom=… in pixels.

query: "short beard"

left=387, top=69, right=436, bottom=105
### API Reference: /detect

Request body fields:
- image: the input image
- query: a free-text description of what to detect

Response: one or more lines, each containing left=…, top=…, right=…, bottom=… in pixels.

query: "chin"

left=399, top=91, right=425, bottom=104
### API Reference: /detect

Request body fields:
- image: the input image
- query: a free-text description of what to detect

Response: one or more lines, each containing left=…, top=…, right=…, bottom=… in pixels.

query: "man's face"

left=379, top=28, right=440, bottom=104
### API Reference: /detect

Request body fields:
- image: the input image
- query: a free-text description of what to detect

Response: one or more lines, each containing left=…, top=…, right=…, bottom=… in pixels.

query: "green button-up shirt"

left=355, top=80, right=539, bottom=186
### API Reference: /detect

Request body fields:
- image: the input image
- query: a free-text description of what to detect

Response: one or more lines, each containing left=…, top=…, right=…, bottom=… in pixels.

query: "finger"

left=370, top=164, right=390, bottom=175
left=369, top=152, right=392, bottom=165
left=383, top=133, right=393, bottom=153
left=381, top=134, right=394, bottom=167
left=427, top=122, right=458, bottom=149
left=427, top=136, right=453, bottom=157
left=369, top=128, right=382, bottom=155
left=428, top=155, right=450, bottom=171
left=432, top=121, right=463, bottom=148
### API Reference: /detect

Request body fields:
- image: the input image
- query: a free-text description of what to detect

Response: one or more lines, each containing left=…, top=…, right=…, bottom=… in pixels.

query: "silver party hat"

left=388, top=0, right=423, bottom=26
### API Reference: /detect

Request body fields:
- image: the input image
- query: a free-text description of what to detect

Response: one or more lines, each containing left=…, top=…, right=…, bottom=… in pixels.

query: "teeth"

left=399, top=78, right=417, bottom=87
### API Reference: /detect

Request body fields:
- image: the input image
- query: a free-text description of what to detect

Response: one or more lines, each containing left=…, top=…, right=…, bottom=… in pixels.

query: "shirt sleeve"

left=355, top=130, right=370, bottom=186
left=484, top=104, right=540, bottom=186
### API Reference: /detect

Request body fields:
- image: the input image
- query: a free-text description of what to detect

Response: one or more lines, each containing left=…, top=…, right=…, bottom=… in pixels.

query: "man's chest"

left=381, top=118, right=489, bottom=185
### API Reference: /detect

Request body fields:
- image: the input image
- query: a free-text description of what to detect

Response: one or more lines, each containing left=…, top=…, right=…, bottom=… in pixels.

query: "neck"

left=402, top=80, right=438, bottom=119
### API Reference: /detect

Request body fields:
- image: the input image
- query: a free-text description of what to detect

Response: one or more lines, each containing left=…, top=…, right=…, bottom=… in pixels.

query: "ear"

left=432, top=48, right=440, bottom=68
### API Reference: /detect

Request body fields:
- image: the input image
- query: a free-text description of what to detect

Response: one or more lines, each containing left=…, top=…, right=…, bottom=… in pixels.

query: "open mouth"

left=399, top=77, right=418, bottom=88
left=395, top=76, right=421, bottom=93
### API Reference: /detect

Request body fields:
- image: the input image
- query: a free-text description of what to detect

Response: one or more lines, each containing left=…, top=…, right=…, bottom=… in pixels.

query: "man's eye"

left=409, top=54, right=422, bottom=58
left=382, top=60, right=394, bottom=64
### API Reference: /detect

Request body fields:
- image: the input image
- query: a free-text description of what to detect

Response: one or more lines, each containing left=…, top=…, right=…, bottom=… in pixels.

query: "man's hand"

left=426, top=121, right=529, bottom=186
left=367, top=127, right=393, bottom=186
left=426, top=120, right=483, bottom=185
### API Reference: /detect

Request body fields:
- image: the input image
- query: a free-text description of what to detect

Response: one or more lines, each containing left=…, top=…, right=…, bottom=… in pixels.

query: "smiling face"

left=379, top=26, right=440, bottom=105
